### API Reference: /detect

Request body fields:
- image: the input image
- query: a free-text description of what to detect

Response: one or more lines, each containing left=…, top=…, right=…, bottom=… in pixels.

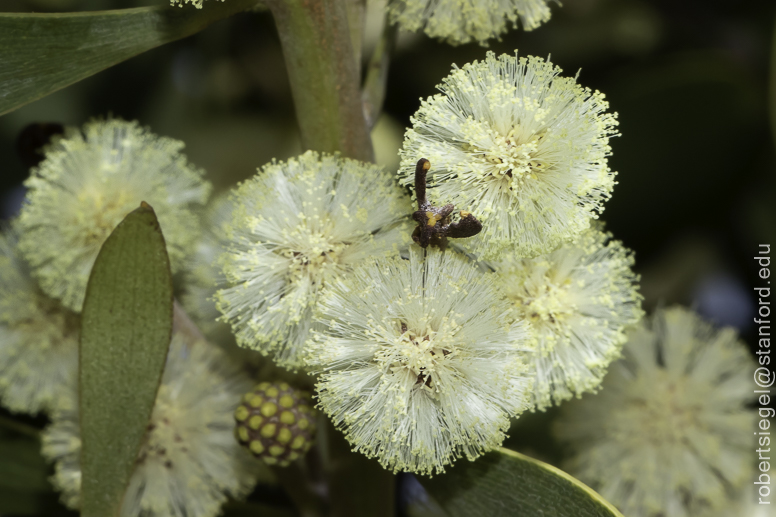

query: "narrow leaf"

left=79, top=203, right=173, bottom=517
left=0, top=0, right=260, bottom=116
left=419, top=448, right=623, bottom=517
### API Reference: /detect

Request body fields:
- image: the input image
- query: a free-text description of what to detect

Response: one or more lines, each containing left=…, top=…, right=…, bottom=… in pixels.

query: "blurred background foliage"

left=0, top=0, right=774, bottom=514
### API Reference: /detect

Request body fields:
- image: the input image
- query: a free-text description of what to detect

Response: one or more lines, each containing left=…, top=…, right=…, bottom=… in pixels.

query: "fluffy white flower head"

left=170, top=0, right=224, bottom=8
left=42, top=334, right=262, bottom=517
left=0, top=227, right=79, bottom=414
left=492, top=226, right=643, bottom=410
left=399, top=51, right=618, bottom=259
left=307, top=247, right=534, bottom=475
left=555, top=307, right=756, bottom=517
left=216, top=151, right=411, bottom=370
left=389, top=0, right=553, bottom=45
left=17, top=118, right=211, bottom=311
left=183, top=194, right=235, bottom=337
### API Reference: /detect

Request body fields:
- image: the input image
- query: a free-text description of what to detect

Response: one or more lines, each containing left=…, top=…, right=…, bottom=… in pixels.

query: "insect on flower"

left=411, top=158, right=483, bottom=248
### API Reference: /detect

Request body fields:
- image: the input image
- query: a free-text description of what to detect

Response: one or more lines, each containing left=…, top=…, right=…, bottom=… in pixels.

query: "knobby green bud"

left=235, top=382, right=316, bottom=467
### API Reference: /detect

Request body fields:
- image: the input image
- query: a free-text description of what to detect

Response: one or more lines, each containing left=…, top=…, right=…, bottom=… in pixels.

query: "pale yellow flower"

left=0, top=226, right=78, bottom=414
left=491, top=226, right=643, bottom=410
left=42, top=333, right=263, bottom=517
left=216, top=151, right=412, bottom=370
left=399, top=51, right=618, bottom=260
left=555, top=307, right=757, bottom=517
left=307, top=247, right=534, bottom=475
left=18, top=118, right=210, bottom=311
left=389, top=0, right=553, bottom=45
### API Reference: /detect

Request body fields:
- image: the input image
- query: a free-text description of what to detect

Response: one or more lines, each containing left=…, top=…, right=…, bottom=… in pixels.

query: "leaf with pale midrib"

left=0, top=0, right=260, bottom=116
left=419, top=448, right=623, bottom=517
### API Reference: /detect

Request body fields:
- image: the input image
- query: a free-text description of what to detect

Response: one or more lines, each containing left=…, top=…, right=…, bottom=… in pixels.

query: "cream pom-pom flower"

left=0, top=226, right=79, bottom=414
left=398, top=51, right=618, bottom=260
left=491, top=226, right=643, bottom=410
left=42, top=333, right=263, bottom=517
left=215, top=151, right=412, bottom=370
left=555, top=307, right=757, bottom=517
left=182, top=194, right=235, bottom=338
left=170, top=0, right=223, bottom=8
left=306, top=247, right=534, bottom=475
left=388, top=0, right=553, bottom=45
left=17, top=118, right=211, bottom=311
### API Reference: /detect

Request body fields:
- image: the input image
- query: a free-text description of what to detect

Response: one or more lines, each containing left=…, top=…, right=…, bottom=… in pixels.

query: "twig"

left=362, top=19, right=398, bottom=130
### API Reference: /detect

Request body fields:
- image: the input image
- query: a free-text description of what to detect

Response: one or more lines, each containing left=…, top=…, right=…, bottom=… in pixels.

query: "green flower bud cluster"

left=235, top=382, right=316, bottom=467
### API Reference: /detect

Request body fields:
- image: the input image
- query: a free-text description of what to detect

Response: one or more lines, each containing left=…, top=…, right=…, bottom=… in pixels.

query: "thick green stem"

left=266, top=0, right=374, bottom=162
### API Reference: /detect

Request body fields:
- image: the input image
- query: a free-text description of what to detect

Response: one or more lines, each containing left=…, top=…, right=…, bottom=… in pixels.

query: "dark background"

left=0, top=0, right=774, bottom=513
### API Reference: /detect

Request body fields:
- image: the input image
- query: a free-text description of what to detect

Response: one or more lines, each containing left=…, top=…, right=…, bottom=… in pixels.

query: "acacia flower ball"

left=18, top=118, right=211, bottom=311
left=307, top=247, right=534, bottom=475
left=0, top=227, right=79, bottom=414
left=388, top=0, right=553, bottom=45
left=398, top=51, right=618, bottom=260
left=491, top=226, right=643, bottom=410
left=215, top=151, right=411, bottom=370
left=555, top=307, right=757, bottom=517
left=42, top=334, right=263, bottom=517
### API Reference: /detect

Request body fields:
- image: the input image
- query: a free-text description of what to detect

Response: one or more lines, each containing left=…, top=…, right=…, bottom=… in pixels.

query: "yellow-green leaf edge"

left=420, top=447, right=624, bottom=517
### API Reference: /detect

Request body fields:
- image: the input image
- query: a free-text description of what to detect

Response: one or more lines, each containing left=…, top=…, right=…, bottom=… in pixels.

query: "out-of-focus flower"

left=0, top=226, right=79, bottom=414
left=307, top=247, right=534, bottom=475
left=388, top=0, right=553, bottom=45
left=18, top=118, right=211, bottom=311
left=170, top=0, right=223, bottom=9
left=398, top=51, right=618, bottom=260
left=555, top=307, right=756, bottom=517
left=491, top=226, right=643, bottom=410
left=42, top=333, right=263, bottom=517
left=216, top=151, right=411, bottom=370
left=182, top=193, right=234, bottom=338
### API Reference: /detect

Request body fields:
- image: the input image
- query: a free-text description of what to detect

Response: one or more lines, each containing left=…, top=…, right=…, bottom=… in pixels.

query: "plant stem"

left=264, top=0, right=374, bottom=162
left=362, top=18, right=398, bottom=130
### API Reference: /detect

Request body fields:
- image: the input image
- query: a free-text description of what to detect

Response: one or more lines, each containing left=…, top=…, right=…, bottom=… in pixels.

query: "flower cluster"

left=307, top=247, right=534, bottom=474
left=388, top=0, right=553, bottom=45
left=398, top=51, right=618, bottom=260
left=17, top=118, right=210, bottom=311
left=491, top=226, right=644, bottom=410
left=215, top=150, right=411, bottom=370
left=42, top=333, right=263, bottom=517
left=0, top=227, right=79, bottom=414
left=555, top=307, right=756, bottom=517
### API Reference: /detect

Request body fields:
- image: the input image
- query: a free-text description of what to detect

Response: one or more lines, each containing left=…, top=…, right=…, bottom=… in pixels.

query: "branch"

left=264, top=0, right=374, bottom=162
left=362, top=19, right=398, bottom=131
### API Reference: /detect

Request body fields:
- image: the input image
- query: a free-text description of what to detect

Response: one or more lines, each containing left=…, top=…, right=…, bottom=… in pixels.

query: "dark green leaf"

left=79, top=203, right=173, bottom=517
left=420, top=448, right=623, bottom=517
left=0, top=0, right=260, bottom=116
